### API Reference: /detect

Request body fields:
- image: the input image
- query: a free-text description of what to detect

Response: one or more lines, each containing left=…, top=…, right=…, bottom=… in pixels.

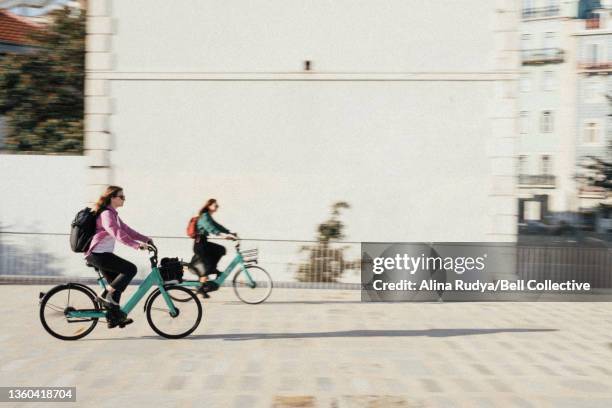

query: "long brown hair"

left=198, top=198, right=217, bottom=216
left=93, top=185, right=123, bottom=214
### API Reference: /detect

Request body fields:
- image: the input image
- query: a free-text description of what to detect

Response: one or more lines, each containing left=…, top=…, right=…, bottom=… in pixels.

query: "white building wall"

left=518, top=5, right=579, bottom=215
left=109, top=1, right=496, bottom=73
left=0, top=0, right=521, bottom=281
left=0, top=155, right=88, bottom=276
left=66, top=0, right=522, bottom=279
left=85, top=0, right=519, bottom=245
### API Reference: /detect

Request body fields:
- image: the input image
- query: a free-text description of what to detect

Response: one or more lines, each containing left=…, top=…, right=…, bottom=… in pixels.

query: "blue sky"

left=9, top=0, right=71, bottom=17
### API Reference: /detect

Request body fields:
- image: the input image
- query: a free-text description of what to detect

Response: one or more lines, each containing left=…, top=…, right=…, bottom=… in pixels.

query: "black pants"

left=192, top=239, right=226, bottom=277
left=86, top=252, right=137, bottom=294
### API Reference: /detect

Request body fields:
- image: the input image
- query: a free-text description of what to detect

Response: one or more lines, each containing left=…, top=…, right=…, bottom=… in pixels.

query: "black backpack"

left=69, top=207, right=105, bottom=253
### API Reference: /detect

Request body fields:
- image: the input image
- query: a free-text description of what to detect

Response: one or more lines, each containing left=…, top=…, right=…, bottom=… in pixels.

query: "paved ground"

left=2, top=285, right=612, bottom=407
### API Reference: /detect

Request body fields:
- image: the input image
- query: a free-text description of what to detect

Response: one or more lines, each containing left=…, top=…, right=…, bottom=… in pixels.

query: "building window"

left=584, top=78, right=603, bottom=102
left=518, top=155, right=528, bottom=175
left=520, top=73, right=531, bottom=92
left=541, top=111, right=553, bottom=133
left=586, top=43, right=602, bottom=64
left=543, top=32, right=556, bottom=49
left=521, top=34, right=532, bottom=50
left=523, top=0, right=534, bottom=15
left=541, top=155, right=552, bottom=175
left=542, top=71, right=555, bottom=91
left=520, top=111, right=530, bottom=134
left=583, top=120, right=601, bottom=144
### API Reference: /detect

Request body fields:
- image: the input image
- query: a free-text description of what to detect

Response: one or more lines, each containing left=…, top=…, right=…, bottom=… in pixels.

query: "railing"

left=517, top=243, right=612, bottom=288
left=521, top=48, right=564, bottom=65
left=519, top=174, right=556, bottom=187
left=2, top=232, right=612, bottom=289
left=0, top=231, right=361, bottom=288
left=578, top=61, right=612, bottom=71
left=522, top=6, right=560, bottom=19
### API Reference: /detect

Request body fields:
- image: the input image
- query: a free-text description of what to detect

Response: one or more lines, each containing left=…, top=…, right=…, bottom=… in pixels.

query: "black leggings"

left=86, top=252, right=137, bottom=293
left=192, top=239, right=226, bottom=277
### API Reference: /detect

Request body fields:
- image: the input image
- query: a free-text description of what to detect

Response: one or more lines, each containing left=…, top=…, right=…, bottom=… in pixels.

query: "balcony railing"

left=578, top=61, right=612, bottom=71
left=519, top=174, right=556, bottom=187
left=522, top=6, right=560, bottom=19
left=521, top=48, right=565, bottom=65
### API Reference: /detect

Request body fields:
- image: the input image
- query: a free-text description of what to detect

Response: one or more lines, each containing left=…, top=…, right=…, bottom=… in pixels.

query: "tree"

left=0, top=7, right=85, bottom=153
left=576, top=94, right=612, bottom=193
left=296, top=201, right=359, bottom=283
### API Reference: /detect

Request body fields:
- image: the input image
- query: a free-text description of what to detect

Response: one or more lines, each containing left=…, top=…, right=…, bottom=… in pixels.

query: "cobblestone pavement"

left=2, top=285, right=612, bottom=407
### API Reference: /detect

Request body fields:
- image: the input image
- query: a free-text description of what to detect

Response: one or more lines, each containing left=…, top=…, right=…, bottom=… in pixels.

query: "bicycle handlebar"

left=231, top=233, right=240, bottom=249
left=147, top=242, right=158, bottom=267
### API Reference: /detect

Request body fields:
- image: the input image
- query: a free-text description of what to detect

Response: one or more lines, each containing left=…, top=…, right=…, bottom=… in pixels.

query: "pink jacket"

left=85, top=206, right=150, bottom=257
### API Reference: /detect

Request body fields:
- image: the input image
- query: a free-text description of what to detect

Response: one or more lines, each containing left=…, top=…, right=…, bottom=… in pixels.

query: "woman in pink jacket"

left=85, top=185, right=152, bottom=327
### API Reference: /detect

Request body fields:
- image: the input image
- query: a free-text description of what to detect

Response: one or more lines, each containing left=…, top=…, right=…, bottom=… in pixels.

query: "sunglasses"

left=116, top=195, right=126, bottom=200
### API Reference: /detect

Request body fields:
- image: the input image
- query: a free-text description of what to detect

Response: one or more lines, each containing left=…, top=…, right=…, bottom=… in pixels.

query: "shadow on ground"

left=84, top=328, right=558, bottom=342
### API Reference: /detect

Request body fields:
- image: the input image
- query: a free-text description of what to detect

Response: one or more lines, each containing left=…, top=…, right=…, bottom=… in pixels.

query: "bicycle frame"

left=67, top=247, right=178, bottom=319
left=182, top=249, right=257, bottom=288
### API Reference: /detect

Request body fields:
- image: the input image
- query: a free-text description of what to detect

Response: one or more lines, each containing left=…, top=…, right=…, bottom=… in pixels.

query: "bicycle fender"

left=66, top=282, right=98, bottom=299
left=143, top=285, right=182, bottom=312
left=143, top=288, right=160, bottom=312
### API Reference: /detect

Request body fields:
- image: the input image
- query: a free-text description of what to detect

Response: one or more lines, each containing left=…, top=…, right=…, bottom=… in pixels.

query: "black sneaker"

left=203, top=281, right=220, bottom=293
left=108, top=317, right=134, bottom=329
left=111, top=291, right=122, bottom=304
left=107, top=310, right=133, bottom=329
left=197, top=286, right=210, bottom=299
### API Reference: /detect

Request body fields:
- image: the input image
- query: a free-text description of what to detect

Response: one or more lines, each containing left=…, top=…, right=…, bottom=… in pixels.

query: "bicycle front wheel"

left=39, top=284, right=100, bottom=341
left=146, top=286, right=203, bottom=339
left=169, top=285, right=197, bottom=302
left=232, top=265, right=273, bottom=304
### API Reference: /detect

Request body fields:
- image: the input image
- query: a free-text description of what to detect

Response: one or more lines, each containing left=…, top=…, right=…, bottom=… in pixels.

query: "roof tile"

left=0, top=9, right=42, bottom=46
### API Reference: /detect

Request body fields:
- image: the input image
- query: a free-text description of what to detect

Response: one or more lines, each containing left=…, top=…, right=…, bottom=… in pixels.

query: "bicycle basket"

left=239, top=248, right=258, bottom=264
left=159, top=257, right=184, bottom=282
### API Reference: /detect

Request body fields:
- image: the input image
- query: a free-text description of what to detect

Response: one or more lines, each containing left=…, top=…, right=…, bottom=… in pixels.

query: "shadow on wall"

left=297, top=202, right=360, bottom=283
left=0, top=224, right=61, bottom=276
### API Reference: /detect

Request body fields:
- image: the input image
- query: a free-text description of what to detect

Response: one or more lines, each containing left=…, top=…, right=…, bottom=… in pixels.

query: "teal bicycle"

left=175, top=237, right=273, bottom=304
left=39, top=244, right=203, bottom=341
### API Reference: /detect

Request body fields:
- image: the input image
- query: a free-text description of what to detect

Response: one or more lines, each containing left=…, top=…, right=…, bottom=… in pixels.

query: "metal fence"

left=1, top=232, right=611, bottom=289
left=517, top=243, right=612, bottom=288
left=0, top=231, right=361, bottom=288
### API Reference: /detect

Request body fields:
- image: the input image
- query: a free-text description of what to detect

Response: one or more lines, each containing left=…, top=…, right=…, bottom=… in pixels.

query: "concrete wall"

left=3, top=0, right=521, bottom=280
left=86, top=0, right=519, bottom=242
left=109, top=1, right=495, bottom=73
left=0, top=155, right=88, bottom=276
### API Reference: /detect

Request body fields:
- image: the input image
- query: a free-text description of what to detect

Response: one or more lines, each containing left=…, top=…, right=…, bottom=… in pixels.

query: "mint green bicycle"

left=39, top=244, right=202, bottom=341
left=174, top=237, right=273, bottom=304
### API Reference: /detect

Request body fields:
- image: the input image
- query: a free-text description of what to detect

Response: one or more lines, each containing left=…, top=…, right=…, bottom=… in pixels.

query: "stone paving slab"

left=1, top=285, right=612, bottom=407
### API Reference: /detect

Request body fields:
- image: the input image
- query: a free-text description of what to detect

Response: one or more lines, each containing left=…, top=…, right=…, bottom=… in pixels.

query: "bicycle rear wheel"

left=39, top=284, right=100, bottom=341
left=146, top=286, right=203, bottom=339
left=232, top=265, right=273, bottom=304
left=169, top=263, right=202, bottom=302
